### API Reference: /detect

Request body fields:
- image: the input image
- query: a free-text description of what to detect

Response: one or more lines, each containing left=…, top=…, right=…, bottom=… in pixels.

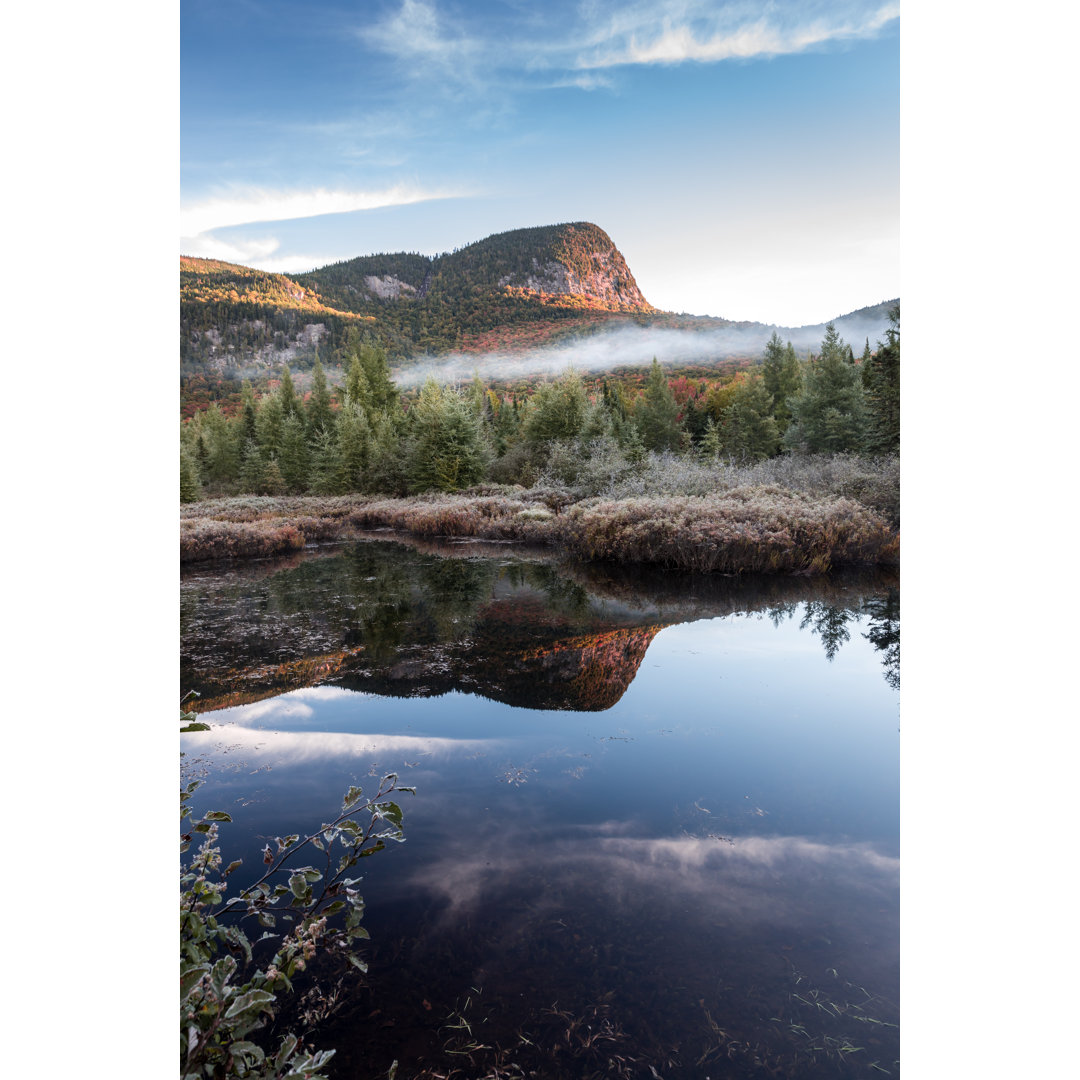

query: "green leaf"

left=205, top=811, right=232, bottom=822
left=223, top=988, right=275, bottom=1020
left=180, top=722, right=211, bottom=733
left=230, top=1041, right=266, bottom=1066
left=180, top=963, right=210, bottom=1001
left=342, top=785, right=364, bottom=810
left=288, top=872, right=309, bottom=899
left=346, top=954, right=369, bottom=973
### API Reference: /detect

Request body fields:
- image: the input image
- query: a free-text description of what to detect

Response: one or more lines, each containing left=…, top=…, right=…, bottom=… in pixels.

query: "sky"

left=181, top=0, right=899, bottom=326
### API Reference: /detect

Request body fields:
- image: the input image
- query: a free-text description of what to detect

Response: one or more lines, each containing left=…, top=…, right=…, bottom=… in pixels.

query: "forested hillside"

left=180, top=221, right=897, bottom=421
left=181, top=307, right=900, bottom=509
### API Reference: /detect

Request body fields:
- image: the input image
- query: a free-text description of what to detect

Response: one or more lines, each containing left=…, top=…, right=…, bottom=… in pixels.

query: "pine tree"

left=358, top=342, right=399, bottom=418
left=699, top=417, right=722, bottom=460
left=305, top=356, right=335, bottom=438
left=635, top=358, right=682, bottom=451
left=720, top=375, right=780, bottom=460
left=783, top=324, right=868, bottom=454
left=862, top=305, right=900, bottom=453
left=238, top=439, right=268, bottom=493
left=180, top=449, right=202, bottom=503
left=239, top=383, right=258, bottom=447
left=308, top=429, right=345, bottom=495
left=277, top=365, right=301, bottom=422
left=406, top=380, right=488, bottom=493
left=523, top=369, right=587, bottom=444
left=256, top=393, right=285, bottom=460
left=761, top=333, right=802, bottom=433
left=335, top=403, right=372, bottom=492
left=279, top=414, right=310, bottom=493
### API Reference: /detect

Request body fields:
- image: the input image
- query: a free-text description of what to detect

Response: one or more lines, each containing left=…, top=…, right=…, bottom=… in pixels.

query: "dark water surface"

left=182, top=537, right=899, bottom=1078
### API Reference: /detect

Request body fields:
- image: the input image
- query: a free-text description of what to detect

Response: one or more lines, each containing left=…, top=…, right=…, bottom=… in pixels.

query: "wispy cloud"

left=180, top=182, right=463, bottom=238
left=576, top=1, right=901, bottom=69
left=358, top=0, right=483, bottom=84
left=359, top=2, right=899, bottom=86
left=179, top=181, right=468, bottom=269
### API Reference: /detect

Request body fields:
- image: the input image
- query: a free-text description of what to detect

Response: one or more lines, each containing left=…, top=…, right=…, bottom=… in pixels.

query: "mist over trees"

left=180, top=312, right=900, bottom=502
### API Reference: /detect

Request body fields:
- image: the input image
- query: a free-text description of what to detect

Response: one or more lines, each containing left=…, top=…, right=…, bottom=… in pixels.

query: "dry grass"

left=182, top=472, right=898, bottom=573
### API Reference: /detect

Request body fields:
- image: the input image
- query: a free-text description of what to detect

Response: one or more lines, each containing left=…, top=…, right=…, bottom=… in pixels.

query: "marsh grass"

left=181, top=455, right=899, bottom=573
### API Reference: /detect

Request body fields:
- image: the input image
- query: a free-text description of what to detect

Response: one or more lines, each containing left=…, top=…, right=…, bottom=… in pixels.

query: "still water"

left=182, top=537, right=899, bottom=1078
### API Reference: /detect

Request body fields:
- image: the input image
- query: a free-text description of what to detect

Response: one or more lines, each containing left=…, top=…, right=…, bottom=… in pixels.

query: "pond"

left=181, top=536, right=900, bottom=1079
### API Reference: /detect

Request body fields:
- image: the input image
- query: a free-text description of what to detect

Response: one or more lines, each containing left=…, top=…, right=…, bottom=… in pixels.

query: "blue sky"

left=181, top=0, right=899, bottom=325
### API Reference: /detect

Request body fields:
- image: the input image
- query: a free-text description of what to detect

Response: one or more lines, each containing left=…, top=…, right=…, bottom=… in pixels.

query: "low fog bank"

left=394, top=311, right=893, bottom=387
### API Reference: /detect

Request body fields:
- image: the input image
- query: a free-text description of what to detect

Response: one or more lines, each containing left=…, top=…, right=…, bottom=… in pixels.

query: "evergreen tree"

left=366, top=414, right=409, bottom=495
left=344, top=355, right=371, bottom=418
left=720, top=375, right=780, bottom=460
left=180, top=449, right=202, bottom=503
left=335, top=403, right=372, bottom=492
left=305, top=356, right=335, bottom=438
left=358, top=341, right=399, bottom=418
left=256, top=393, right=285, bottom=460
left=277, top=365, right=302, bottom=422
left=862, top=305, right=900, bottom=453
left=635, top=358, right=682, bottom=452
left=279, top=413, right=310, bottom=493
left=761, top=333, right=802, bottom=433
left=761, top=332, right=787, bottom=400
left=523, top=369, right=587, bottom=445
left=406, top=380, right=488, bottom=493
left=238, top=439, right=269, bottom=493
left=239, top=383, right=258, bottom=446
left=699, top=417, right=722, bottom=460
left=783, top=325, right=868, bottom=454
left=308, top=429, right=345, bottom=495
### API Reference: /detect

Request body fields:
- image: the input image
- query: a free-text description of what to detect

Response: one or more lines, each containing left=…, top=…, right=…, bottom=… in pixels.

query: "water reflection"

left=181, top=538, right=899, bottom=1078
left=182, top=536, right=899, bottom=713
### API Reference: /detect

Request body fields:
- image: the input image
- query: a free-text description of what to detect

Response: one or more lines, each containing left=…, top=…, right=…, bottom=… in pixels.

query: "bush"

left=180, top=695, right=412, bottom=1078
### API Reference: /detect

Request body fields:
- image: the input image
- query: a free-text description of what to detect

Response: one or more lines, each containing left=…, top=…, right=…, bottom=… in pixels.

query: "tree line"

left=180, top=306, right=899, bottom=502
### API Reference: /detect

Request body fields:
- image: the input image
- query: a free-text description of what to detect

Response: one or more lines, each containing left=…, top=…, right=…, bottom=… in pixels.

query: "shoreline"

left=181, top=486, right=899, bottom=575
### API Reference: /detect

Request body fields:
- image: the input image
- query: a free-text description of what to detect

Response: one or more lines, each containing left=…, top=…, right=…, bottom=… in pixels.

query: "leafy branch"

left=180, top=697, right=413, bottom=1079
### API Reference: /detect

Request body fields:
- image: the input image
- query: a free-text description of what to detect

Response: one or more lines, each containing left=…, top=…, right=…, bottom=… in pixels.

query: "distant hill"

left=180, top=222, right=897, bottom=414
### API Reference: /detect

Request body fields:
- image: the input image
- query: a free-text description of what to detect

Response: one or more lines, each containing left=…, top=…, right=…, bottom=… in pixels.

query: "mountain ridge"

left=180, top=221, right=897, bottom=413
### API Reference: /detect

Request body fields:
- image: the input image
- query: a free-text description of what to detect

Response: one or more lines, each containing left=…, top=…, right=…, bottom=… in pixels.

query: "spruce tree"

left=277, top=365, right=301, bottom=422
left=406, top=380, right=488, bottom=493
left=305, top=356, right=335, bottom=438
left=256, top=393, right=285, bottom=460
left=783, top=325, right=868, bottom=454
left=635, top=358, right=682, bottom=452
left=523, top=369, right=587, bottom=444
left=699, top=417, right=722, bottom=460
left=308, top=429, right=345, bottom=495
left=335, top=403, right=372, bottom=492
left=720, top=375, right=780, bottom=460
left=862, top=305, right=900, bottom=453
left=180, top=450, right=202, bottom=503
left=762, top=333, right=802, bottom=433
left=279, top=414, right=310, bottom=493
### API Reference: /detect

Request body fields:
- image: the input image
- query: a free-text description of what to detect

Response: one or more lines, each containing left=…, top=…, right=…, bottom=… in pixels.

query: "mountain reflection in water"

left=181, top=535, right=899, bottom=711
left=181, top=536, right=899, bottom=1079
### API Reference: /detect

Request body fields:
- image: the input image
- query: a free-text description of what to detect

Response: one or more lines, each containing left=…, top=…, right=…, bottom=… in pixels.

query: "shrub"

left=180, top=695, right=412, bottom=1079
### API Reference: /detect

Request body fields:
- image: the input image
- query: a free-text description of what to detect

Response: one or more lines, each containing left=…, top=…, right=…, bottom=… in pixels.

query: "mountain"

left=180, top=221, right=897, bottom=413
left=181, top=223, right=652, bottom=375
left=300, top=222, right=653, bottom=314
